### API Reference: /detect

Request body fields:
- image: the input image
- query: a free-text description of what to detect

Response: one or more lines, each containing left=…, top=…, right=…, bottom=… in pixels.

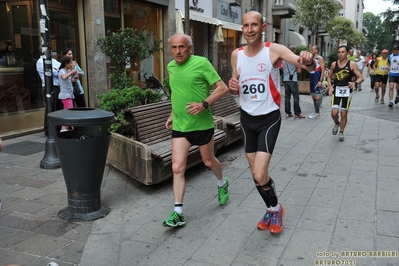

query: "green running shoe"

left=162, top=211, right=185, bottom=227
left=218, top=178, right=229, bottom=205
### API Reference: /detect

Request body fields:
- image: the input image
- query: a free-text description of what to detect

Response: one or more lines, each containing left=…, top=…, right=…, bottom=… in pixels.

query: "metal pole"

left=39, top=0, right=60, bottom=169
left=184, top=0, right=190, bottom=35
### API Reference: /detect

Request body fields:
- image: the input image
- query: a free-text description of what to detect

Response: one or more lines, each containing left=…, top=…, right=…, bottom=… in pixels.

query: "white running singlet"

left=236, top=42, right=281, bottom=116
left=389, top=54, right=399, bottom=76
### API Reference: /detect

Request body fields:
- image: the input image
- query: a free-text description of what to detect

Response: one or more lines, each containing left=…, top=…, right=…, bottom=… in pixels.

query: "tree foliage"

left=326, top=17, right=366, bottom=49
left=363, top=12, right=383, bottom=53
left=326, top=17, right=354, bottom=44
left=363, top=10, right=397, bottom=53
left=293, top=0, right=341, bottom=45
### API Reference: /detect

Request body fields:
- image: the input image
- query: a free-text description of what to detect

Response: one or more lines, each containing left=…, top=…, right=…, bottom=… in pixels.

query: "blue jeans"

left=283, top=81, right=301, bottom=115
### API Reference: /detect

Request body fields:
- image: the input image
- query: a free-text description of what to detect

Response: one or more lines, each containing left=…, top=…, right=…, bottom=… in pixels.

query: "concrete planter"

left=106, top=132, right=169, bottom=185
left=298, top=80, right=310, bottom=95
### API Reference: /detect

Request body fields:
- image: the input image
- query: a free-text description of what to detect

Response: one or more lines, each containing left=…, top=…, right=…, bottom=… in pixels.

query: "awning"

left=220, top=21, right=242, bottom=31
left=190, top=12, right=220, bottom=26
left=214, top=25, right=224, bottom=42
left=175, top=10, right=184, bottom=34
left=288, top=31, right=307, bottom=47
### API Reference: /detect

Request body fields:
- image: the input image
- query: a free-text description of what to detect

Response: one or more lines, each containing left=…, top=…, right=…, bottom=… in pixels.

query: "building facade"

left=0, top=0, right=298, bottom=137
left=0, top=0, right=172, bottom=136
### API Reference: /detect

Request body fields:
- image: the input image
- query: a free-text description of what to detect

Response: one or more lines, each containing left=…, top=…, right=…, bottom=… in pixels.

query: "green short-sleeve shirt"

left=347, top=55, right=356, bottom=61
left=167, top=55, right=221, bottom=132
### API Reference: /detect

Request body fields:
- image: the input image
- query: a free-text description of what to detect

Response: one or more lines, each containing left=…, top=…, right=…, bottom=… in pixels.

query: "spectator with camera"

left=283, top=46, right=306, bottom=119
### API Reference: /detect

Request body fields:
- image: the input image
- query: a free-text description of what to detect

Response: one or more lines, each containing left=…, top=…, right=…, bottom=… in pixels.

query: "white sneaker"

left=338, top=132, right=344, bottom=141
left=332, top=123, right=339, bottom=135
left=308, top=113, right=320, bottom=119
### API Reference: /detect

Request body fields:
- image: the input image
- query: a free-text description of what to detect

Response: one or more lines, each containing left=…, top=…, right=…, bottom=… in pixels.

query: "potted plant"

left=96, top=27, right=163, bottom=135
left=96, top=27, right=164, bottom=177
left=97, top=27, right=162, bottom=90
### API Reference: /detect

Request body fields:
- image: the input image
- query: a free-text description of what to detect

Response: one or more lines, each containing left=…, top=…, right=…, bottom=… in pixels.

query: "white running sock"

left=270, top=203, right=281, bottom=212
left=174, top=203, right=183, bottom=214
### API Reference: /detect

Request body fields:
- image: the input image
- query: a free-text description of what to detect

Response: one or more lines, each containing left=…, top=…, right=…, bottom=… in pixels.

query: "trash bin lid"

left=48, top=108, right=115, bottom=126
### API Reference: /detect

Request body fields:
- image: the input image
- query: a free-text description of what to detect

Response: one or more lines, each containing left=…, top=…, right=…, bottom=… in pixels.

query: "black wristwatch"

left=202, top=100, right=209, bottom=109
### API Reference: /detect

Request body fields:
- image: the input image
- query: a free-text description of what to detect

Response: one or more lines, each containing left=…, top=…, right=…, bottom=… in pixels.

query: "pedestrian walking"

left=162, top=33, right=230, bottom=228
left=367, top=53, right=377, bottom=92
left=327, top=45, right=364, bottom=141
left=36, top=51, right=61, bottom=135
left=228, top=11, right=316, bottom=234
left=283, top=46, right=306, bottom=119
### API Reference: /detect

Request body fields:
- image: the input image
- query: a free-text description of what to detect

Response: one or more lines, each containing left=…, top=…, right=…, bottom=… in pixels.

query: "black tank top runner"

left=333, top=60, right=354, bottom=87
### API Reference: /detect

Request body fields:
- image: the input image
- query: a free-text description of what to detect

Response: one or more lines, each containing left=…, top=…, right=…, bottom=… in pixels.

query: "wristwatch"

left=202, top=100, right=209, bottom=109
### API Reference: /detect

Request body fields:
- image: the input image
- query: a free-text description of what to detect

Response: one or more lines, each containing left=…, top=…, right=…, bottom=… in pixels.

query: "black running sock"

left=255, top=178, right=278, bottom=208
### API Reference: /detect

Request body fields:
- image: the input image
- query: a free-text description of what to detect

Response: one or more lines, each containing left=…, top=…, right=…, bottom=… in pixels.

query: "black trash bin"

left=47, top=108, right=115, bottom=222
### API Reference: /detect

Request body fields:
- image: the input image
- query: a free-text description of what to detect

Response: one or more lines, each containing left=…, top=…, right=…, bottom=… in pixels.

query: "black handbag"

left=73, top=80, right=80, bottom=96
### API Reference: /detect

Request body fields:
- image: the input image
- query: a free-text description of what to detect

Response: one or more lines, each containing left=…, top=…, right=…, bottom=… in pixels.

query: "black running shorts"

left=240, top=109, right=281, bottom=154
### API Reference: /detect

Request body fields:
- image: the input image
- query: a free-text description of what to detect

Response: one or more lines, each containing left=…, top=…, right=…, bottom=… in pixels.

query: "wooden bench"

left=107, top=100, right=227, bottom=185
left=211, top=92, right=242, bottom=146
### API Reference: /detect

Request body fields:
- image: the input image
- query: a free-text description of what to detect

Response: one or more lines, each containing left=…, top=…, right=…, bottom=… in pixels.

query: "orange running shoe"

left=257, top=210, right=271, bottom=230
left=269, top=204, right=285, bottom=234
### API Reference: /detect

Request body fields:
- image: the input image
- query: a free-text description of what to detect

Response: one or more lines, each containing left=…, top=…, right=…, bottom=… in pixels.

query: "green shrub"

left=327, top=49, right=338, bottom=68
left=98, top=86, right=162, bottom=135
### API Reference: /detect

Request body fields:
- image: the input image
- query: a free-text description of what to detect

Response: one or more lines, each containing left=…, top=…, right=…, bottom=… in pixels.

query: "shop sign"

left=175, top=0, right=213, bottom=17
left=217, top=1, right=242, bottom=23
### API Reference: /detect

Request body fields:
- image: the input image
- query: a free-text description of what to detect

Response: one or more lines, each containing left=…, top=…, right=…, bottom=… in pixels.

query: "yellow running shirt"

left=375, top=57, right=389, bottom=75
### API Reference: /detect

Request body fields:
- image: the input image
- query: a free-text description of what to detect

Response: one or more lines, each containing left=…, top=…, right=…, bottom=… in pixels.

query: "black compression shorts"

left=240, top=109, right=281, bottom=154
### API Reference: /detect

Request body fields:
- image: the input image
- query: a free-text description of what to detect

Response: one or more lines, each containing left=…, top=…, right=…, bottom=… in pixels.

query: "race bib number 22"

left=335, top=86, right=350, bottom=97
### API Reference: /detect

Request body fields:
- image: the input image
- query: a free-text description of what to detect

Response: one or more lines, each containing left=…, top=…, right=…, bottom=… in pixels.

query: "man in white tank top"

left=228, top=11, right=316, bottom=234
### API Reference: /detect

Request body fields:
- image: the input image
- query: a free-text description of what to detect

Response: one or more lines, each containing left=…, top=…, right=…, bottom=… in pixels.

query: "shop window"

left=49, top=11, right=77, bottom=61
left=217, top=29, right=238, bottom=85
left=0, top=1, right=42, bottom=114
left=191, top=21, right=210, bottom=58
left=104, top=0, right=118, bottom=13
left=122, top=1, right=161, bottom=86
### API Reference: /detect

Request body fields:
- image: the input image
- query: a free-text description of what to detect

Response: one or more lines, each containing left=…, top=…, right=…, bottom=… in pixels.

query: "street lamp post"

left=39, top=0, right=60, bottom=169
